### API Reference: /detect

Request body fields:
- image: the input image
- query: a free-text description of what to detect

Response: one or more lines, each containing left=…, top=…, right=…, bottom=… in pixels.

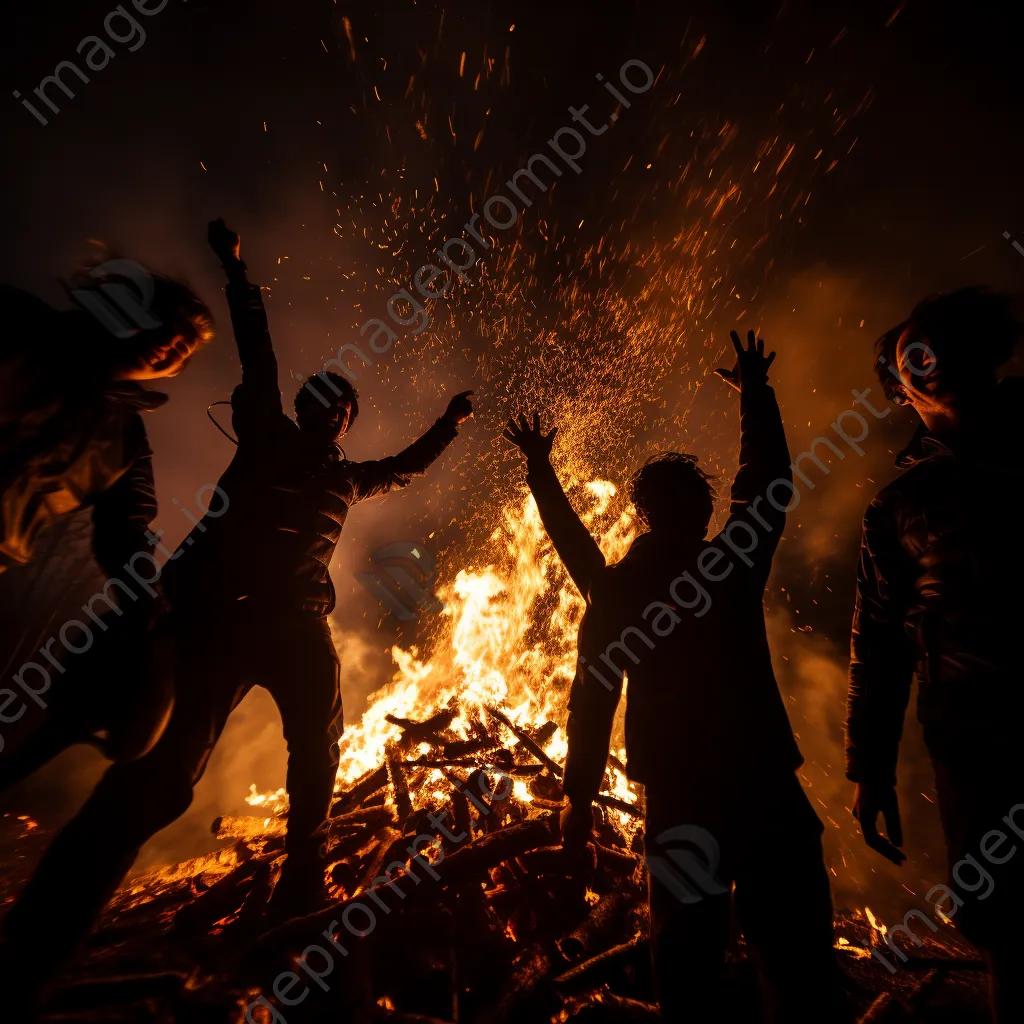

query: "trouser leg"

left=0, top=754, right=196, bottom=983
left=734, top=775, right=851, bottom=1024
left=265, top=616, right=342, bottom=897
left=929, top=745, right=1024, bottom=1021
left=0, top=615, right=242, bottom=989
left=644, top=801, right=733, bottom=1023
left=984, top=946, right=1024, bottom=1023
left=0, top=716, right=86, bottom=795
left=0, top=612, right=174, bottom=796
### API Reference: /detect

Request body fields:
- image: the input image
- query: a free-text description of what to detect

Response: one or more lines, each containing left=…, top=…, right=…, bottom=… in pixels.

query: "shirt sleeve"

left=845, top=497, right=918, bottom=786
left=225, top=280, right=283, bottom=440
left=708, top=382, right=792, bottom=585
left=345, top=416, right=460, bottom=502
left=90, top=415, right=158, bottom=579
left=524, top=457, right=605, bottom=602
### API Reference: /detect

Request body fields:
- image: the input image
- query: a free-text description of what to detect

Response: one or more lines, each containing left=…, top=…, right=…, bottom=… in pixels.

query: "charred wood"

left=331, top=764, right=389, bottom=816
left=557, top=892, right=633, bottom=964
left=485, top=705, right=563, bottom=778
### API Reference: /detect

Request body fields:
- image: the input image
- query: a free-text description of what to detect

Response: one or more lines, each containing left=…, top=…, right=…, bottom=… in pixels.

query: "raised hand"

left=503, top=412, right=557, bottom=463
left=444, top=390, right=474, bottom=425
left=714, top=329, right=776, bottom=392
left=208, top=218, right=241, bottom=265
left=853, top=782, right=907, bottom=866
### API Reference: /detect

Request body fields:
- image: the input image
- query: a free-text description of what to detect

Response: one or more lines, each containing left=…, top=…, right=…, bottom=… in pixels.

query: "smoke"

left=768, top=604, right=947, bottom=923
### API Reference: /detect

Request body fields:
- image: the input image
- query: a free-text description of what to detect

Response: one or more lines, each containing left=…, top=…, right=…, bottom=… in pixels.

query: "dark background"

left=1, top=0, right=1023, bottom=921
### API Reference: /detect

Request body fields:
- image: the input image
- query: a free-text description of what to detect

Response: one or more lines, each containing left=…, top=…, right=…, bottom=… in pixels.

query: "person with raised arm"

left=506, top=331, right=850, bottom=1023
left=0, top=220, right=471, bottom=1014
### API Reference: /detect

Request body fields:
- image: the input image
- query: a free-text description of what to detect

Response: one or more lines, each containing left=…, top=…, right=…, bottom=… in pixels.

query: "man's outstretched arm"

left=208, top=219, right=283, bottom=432
left=347, top=391, right=473, bottom=501
left=846, top=497, right=916, bottom=865
left=712, top=329, right=790, bottom=579
left=504, top=412, right=605, bottom=602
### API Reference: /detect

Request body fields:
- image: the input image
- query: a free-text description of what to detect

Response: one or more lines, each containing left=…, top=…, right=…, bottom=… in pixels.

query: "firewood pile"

left=0, top=706, right=992, bottom=1023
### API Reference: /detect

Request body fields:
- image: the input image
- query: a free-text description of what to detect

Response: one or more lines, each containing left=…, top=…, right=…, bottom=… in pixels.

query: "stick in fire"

left=505, top=330, right=855, bottom=1023
left=0, top=220, right=473, bottom=1013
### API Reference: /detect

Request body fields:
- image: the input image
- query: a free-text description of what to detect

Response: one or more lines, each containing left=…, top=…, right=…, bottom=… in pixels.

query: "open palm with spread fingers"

left=503, top=412, right=557, bottom=463
left=715, top=329, right=776, bottom=391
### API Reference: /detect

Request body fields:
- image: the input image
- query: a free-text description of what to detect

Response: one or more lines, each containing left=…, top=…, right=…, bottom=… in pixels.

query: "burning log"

left=594, top=793, right=642, bottom=820
left=475, top=941, right=553, bottom=1024
left=212, top=815, right=286, bottom=841
left=387, top=746, right=414, bottom=822
left=902, top=954, right=986, bottom=970
left=443, top=768, right=493, bottom=821
left=431, top=818, right=555, bottom=889
left=248, top=818, right=557, bottom=967
left=170, top=856, right=264, bottom=936
left=42, top=971, right=189, bottom=1013
left=517, top=720, right=558, bottom=757
left=441, top=736, right=493, bottom=758
left=385, top=708, right=458, bottom=744
left=529, top=770, right=565, bottom=802
left=328, top=805, right=398, bottom=831
left=560, top=988, right=661, bottom=1022
left=451, top=780, right=471, bottom=842
left=353, top=828, right=407, bottom=896
left=556, top=892, right=633, bottom=964
left=530, top=797, right=565, bottom=812
left=515, top=844, right=575, bottom=878
left=486, top=705, right=563, bottom=778
left=553, top=935, right=648, bottom=991
left=593, top=841, right=639, bottom=874
left=857, top=968, right=943, bottom=1023
left=403, top=757, right=545, bottom=775
left=331, top=763, right=389, bottom=816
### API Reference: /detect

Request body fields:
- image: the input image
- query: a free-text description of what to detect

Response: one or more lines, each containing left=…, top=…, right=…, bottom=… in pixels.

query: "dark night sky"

left=2, top=0, right=1023, bottom=916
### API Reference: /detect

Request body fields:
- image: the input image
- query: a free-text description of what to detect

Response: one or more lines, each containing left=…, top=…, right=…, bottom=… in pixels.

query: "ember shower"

left=234, top=13, right=875, bottom=900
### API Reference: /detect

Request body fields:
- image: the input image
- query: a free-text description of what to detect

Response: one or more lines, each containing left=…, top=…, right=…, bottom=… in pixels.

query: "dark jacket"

left=163, top=279, right=458, bottom=617
left=0, top=286, right=161, bottom=578
left=846, top=378, right=1024, bottom=784
left=526, top=382, right=802, bottom=810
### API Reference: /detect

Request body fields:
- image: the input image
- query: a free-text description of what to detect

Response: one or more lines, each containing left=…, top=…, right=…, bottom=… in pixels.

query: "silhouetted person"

left=0, top=268, right=212, bottom=575
left=0, top=265, right=213, bottom=784
left=506, top=332, right=850, bottom=1023
left=0, top=220, right=471, bottom=1010
left=846, top=288, right=1024, bottom=1022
